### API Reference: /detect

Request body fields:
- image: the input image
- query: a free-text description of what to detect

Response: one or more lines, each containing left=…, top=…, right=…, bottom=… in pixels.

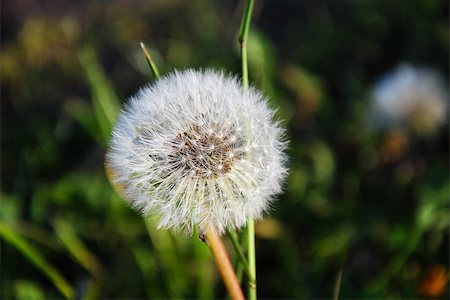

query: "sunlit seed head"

left=107, top=69, right=288, bottom=235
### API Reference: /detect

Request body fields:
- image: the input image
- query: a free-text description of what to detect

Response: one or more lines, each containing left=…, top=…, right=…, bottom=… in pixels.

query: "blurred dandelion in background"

left=370, top=64, right=448, bottom=135
left=106, top=69, right=287, bottom=235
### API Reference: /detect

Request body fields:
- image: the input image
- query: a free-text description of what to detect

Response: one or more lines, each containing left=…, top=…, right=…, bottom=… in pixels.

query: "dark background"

left=1, top=0, right=449, bottom=299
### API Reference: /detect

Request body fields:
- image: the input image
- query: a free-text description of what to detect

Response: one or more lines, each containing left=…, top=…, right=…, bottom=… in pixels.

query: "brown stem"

left=204, top=226, right=245, bottom=300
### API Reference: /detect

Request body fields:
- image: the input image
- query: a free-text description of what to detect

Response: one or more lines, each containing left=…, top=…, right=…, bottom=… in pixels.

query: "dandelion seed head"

left=107, top=69, right=288, bottom=235
left=371, top=64, right=448, bottom=135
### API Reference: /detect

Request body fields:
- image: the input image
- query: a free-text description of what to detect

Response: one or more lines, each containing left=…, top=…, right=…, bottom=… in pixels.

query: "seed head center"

left=170, top=124, right=243, bottom=177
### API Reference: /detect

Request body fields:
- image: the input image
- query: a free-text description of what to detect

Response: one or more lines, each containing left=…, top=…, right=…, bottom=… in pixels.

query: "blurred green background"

left=1, top=0, right=449, bottom=299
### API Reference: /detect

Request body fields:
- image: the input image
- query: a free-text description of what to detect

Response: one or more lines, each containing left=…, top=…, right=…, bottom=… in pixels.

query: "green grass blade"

left=53, top=218, right=103, bottom=277
left=193, top=238, right=214, bottom=299
left=227, top=229, right=253, bottom=281
left=0, top=222, right=73, bottom=299
left=129, top=244, right=164, bottom=299
left=140, top=42, right=160, bottom=79
left=14, top=281, right=45, bottom=300
left=65, top=99, right=105, bottom=145
left=78, top=45, right=120, bottom=144
left=144, top=218, right=187, bottom=299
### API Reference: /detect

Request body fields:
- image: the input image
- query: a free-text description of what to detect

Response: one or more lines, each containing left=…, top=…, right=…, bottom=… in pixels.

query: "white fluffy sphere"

left=107, top=69, right=287, bottom=235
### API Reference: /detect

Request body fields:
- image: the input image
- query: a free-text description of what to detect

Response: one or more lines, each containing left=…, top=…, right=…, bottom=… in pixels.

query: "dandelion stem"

left=204, top=226, right=245, bottom=300
left=246, top=219, right=256, bottom=300
left=239, top=0, right=257, bottom=299
left=227, top=229, right=254, bottom=281
left=140, top=42, right=160, bottom=79
left=239, top=0, right=255, bottom=89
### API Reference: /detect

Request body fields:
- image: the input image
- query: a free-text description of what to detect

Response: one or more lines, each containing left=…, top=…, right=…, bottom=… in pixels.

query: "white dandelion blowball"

left=370, top=64, right=448, bottom=134
left=107, top=69, right=287, bottom=235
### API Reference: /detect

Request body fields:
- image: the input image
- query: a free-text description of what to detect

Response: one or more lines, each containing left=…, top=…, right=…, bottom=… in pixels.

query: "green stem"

left=239, top=0, right=257, bottom=299
left=239, top=0, right=255, bottom=89
left=227, top=229, right=253, bottom=281
left=140, top=42, right=160, bottom=79
left=247, top=219, right=256, bottom=300
left=236, top=256, right=244, bottom=284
